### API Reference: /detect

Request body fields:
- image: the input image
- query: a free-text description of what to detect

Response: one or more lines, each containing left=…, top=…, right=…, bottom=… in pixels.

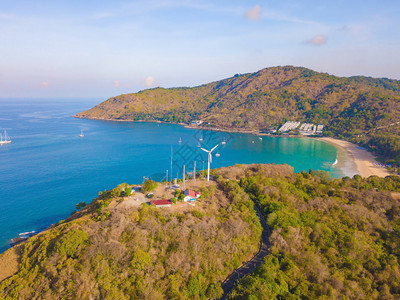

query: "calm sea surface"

left=0, top=98, right=341, bottom=252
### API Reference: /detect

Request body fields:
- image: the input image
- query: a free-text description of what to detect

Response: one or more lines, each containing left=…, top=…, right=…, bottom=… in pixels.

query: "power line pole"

left=183, top=165, right=185, bottom=190
left=170, top=146, right=173, bottom=183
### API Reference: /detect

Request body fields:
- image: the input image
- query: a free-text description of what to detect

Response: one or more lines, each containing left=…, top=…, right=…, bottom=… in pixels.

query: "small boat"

left=215, top=153, right=220, bottom=157
left=79, top=130, right=84, bottom=138
left=258, top=137, right=263, bottom=140
left=221, top=138, right=226, bottom=145
left=178, top=137, right=182, bottom=143
left=199, top=137, right=203, bottom=141
left=0, top=130, right=11, bottom=145
left=196, top=143, right=201, bottom=148
left=251, top=141, right=255, bottom=143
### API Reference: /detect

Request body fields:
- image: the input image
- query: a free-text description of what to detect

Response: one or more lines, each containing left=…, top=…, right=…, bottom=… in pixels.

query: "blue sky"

left=1, top=0, right=399, bottom=98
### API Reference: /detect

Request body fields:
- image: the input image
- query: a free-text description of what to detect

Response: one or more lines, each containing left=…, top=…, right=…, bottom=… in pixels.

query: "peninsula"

left=75, top=66, right=400, bottom=175
left=1, top=164, right=400, bottom=298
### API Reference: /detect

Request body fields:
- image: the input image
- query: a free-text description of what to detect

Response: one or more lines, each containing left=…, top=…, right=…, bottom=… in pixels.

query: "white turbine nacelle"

left=200, top=144, right=219, bottom=181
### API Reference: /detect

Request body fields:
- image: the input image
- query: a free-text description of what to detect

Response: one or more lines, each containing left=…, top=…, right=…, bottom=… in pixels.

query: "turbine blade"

left=200, top=148, right=209, bottom=152
left=211, top=144, right=219, bottom=152
left=209, top=152, right=212, bottom=163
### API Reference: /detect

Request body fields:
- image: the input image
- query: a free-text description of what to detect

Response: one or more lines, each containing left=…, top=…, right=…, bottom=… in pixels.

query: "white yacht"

left=0, top=130, right=11, bottom=145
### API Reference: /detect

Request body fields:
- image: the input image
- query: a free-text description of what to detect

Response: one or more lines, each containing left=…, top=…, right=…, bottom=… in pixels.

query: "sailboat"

left=221, top=138, right=226, bottom=145
left=0, top=130, right=11, bottom=145
left=178, top=137, right=182, bottom=143
left=79, top=130, right=84, bottom=138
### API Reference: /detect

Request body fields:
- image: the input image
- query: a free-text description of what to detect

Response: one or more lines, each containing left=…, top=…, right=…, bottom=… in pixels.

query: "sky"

left=1, top=0, right=400, bottom=98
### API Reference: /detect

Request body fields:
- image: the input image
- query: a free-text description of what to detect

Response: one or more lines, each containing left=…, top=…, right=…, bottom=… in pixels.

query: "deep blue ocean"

left=0, top=98, right=340, bottom=252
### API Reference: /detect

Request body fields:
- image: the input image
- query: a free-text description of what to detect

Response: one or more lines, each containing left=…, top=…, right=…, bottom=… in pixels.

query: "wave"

left=332, top=158, right=338, bottom=166
left=18, top=230, right=37, bottom=237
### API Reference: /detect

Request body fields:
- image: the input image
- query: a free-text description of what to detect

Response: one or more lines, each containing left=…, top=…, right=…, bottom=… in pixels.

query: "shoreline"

left=318, top=137, right=391, bottom=178
left=74, top=115, right=391, bottom=178
left=74, top=115, right=263, bottom=134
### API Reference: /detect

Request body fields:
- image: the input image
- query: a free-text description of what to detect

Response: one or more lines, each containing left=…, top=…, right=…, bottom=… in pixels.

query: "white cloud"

left=307, top=35, right=327, bottom=46
left=143, top=76, right=155, bottom=87
left=38, top=81, right=49, bottom=88
left=245, top=5, right=261, bottom=21
left=113, top=80, right=131, bottom=88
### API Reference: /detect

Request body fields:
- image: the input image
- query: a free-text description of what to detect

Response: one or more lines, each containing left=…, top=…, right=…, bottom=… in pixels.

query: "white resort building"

left=278, top=121, right=324, bottom=136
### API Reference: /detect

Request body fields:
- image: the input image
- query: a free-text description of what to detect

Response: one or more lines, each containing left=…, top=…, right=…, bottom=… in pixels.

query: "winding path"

left=219, top=204, right=271, bottom=300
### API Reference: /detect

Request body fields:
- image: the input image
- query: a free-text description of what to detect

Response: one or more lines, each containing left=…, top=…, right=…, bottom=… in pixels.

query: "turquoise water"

left=0, top=98, right=340, bottom=252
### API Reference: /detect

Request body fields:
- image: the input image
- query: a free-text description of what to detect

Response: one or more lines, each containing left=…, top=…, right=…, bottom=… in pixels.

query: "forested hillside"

left=215, top=165, right=400, bottom=299
left=75, top=66, right=400, bottom=166
left=1, top=164, right=400, bottom=299
left=0, top=182, right=261, bottom=299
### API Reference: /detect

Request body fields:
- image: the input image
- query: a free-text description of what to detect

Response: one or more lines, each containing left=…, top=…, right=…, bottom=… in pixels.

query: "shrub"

left=55, top=229, right=89, bottom=257
left=142, top=180, right=158, bottom=192
left=191, top=210, right=204, bottom=219
left=75, top=202, right=86, bottom=210
left=125, top=187, right=132, bottom=195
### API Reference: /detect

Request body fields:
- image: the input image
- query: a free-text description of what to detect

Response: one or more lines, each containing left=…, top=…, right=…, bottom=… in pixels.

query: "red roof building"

left=184, top=189, right=196, bottom=197
left=150, top=199, right=172, bottom=207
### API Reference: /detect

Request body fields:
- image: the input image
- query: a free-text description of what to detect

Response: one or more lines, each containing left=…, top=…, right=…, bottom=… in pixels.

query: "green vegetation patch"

left=227, top=165, right=400, bottom=299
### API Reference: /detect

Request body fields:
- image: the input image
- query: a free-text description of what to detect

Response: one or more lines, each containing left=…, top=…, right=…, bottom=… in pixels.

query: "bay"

left=0, top=98, right=341, bottom=252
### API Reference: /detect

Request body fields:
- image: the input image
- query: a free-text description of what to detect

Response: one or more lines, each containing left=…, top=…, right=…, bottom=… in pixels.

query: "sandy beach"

left=318, top=137, right=391, bottom=178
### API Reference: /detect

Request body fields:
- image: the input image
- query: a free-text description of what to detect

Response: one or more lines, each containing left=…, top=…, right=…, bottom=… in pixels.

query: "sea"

left=0, top=98, right=344, bottom=252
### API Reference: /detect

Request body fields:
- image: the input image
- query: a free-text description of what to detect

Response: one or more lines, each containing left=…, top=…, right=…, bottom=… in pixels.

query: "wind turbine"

left=200, top=144, right=219, bottom=181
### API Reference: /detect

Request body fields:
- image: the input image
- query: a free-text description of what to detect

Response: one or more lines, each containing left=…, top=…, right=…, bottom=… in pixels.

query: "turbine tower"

left=200, top=144, right=219, bottom=181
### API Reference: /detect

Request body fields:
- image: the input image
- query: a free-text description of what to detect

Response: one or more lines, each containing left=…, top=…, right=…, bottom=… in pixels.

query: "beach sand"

left=319, top=137, right=391, bottom=178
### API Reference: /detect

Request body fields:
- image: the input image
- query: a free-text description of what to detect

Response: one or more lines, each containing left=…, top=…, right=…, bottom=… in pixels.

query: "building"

left=278, top=121, right=300, bottom=132
left=184, top=189, right=196, bottom=197
left=191, top=120, right=203, bottom=126
left=150, top=199, right=172, bottom=208
left=183, top=189, right=197, bottom=203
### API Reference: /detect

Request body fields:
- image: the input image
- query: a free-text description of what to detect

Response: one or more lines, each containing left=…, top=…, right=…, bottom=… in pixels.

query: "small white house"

left=183, top=189, right=197, bottom=203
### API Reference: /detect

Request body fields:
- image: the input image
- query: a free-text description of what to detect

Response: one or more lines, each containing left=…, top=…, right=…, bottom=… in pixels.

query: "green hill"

left=1, top=164, right=400, bottom=299
left=218, top=165, right=400, bottom=299
left=0, top=179, right=262, bottom=299
left=75, top=66, right=400, bottom=167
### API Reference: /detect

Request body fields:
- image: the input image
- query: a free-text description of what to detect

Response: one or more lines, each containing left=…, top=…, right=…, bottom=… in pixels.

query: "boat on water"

left=0, top=130, right=11, bottom=145
left=79, top=130, right=84, bottom=138
left=221, top=138, right=226, bottom=145
left=258, top=137, right=263, bottom=140
left=178, top=137, right=182, bottom=143
left=215, top=153, right=220, bottom=157
left=199, top=137, right=203, bottom=141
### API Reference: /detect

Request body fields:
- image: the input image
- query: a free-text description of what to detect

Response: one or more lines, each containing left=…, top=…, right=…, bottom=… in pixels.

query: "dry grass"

left=0, top=244, right=23, bottom=281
